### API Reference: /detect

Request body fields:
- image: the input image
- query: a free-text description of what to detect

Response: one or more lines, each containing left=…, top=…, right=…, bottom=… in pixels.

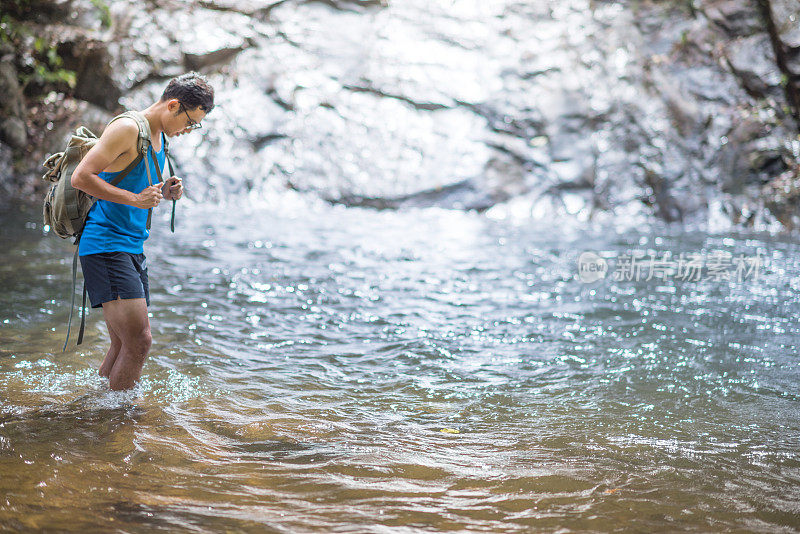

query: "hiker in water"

left=71, top=72, right=214, bottom=391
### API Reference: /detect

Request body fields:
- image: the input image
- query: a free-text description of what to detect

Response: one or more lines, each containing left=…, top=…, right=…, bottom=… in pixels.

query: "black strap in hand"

left=165, top=150, right=177, bottom=233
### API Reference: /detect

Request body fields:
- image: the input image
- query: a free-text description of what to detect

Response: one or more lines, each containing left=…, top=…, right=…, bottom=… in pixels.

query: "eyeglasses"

left=179, top=103, right=202, bottom=130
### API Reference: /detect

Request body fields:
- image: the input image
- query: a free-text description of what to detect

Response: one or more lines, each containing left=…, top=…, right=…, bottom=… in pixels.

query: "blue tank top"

left=78, top=133, right=166, bottom=256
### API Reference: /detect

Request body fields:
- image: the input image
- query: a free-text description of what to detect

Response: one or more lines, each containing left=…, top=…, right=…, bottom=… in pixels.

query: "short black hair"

left=161, top=72, right=215, bottom=112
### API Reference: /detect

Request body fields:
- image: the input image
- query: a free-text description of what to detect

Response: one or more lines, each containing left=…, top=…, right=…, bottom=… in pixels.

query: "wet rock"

left=0, top=142, right=14, bottom=196
left=49, top=101, right=114, bottom=153
left=0, top=42, right=13, bottom=61
left=718, top=118, right=787, bottom=194
left=641, top=166, right=683, bottom=223
left=762, top=163, right=800, bottom=229
left=344, top=84, right=451, bottom=111
left=307, top=0, right=388, bottom=11
left=184, top=44, right=250, bottom=71
left=198, top=0, right=287, bottom=16
left=537, top=133, right=596, bottom=197
left=787, top=50, right=800, bottom=84
left=0, top=60, right=26, bottom=119
left=173, top=8, right=260, bottom=72
left=466, top=101, right=547, bottom=139
left=302, top=148, right=533, bottom=211
left=654, top=70, right=704, bottom=137
left=700, top=0, right=762, bottom=37
left=753, top=0, right=800, bottom=126
left=3, top=0, right=799, bottom=229
left=57, top=38, right=121, bottom=111
left=766, top=0, right=800, bottom=122
left=321, top=178, right=487, bottom=211
left=769, top=0, right=800, bottom=49
left=104, top=3, right=194, bottom=92
left=0, top=118, right=28, bottom=149
left=112, top=3, right=262, bottom=88
left=64, top=0, right=113, bottom=31
left=724, top=34, right=783, bottom=99
left=479, top=152, right=532, bottom=205
left=0, top=58, right=28, bottom=149
left=1, top=0, right=72, bottom=24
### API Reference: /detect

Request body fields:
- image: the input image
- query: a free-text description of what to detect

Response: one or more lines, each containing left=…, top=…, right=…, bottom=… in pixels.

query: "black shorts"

left=79, top=252, right=150, bottom=309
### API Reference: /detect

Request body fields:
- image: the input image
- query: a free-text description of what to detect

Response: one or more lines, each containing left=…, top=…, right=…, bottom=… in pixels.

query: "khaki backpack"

left=41, top=110, right=177, bottom=351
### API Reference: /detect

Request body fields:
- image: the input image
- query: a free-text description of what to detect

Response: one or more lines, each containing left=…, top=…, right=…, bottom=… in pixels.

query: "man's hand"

left=134, top=182, right=164, bottom=209
left=163, top=176, right=183, bottom=201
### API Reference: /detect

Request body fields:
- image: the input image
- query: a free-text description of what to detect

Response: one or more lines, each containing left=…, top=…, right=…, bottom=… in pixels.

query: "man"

left=71, top=72, right=214, bottom=391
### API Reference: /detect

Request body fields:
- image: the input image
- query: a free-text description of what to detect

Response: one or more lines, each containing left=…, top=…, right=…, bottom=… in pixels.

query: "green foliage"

left=0, top=13, right=76, bottom=92
left=30, top=62, right=76, bottom=87
left=89, top=0, right=112, bottom=28
left=1, top=0, right=110, bottom=27
left=0, top=15, right=15, bottom=44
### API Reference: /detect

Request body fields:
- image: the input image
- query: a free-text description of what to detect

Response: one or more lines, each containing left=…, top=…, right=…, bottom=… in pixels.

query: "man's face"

left=167, top=99, right=207, bottom=137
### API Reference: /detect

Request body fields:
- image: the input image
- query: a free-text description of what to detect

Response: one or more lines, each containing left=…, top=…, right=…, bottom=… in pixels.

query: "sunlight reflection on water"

left=2, top=199, right=800, bottom=531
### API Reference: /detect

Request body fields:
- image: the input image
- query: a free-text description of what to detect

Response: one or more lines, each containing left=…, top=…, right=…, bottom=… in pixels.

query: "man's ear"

left=167, top=99, right=181, bottom=114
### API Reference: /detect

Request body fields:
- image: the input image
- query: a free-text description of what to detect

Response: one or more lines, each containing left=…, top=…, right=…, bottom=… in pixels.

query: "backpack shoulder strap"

left=108, top=110, right=152, bottom=156
left=161, top=133, right=177, bottom=233
left=106, top=110, right=156, bottom=229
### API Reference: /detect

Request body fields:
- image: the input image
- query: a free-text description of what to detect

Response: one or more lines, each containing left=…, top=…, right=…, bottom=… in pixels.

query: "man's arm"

left=71, top=119, right=163, bottom=209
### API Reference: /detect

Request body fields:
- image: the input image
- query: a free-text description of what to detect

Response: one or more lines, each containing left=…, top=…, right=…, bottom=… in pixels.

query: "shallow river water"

left=1, top=198, right=799, bottom=532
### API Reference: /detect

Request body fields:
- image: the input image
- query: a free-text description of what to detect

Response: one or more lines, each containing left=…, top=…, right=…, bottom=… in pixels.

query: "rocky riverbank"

left=1, top=0, right=798, bottom=229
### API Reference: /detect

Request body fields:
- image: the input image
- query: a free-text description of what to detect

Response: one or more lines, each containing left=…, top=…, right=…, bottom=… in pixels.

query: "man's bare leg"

left=101, top=297, right=152, bottom=391
left=99, top=312, right=122, bottom=378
